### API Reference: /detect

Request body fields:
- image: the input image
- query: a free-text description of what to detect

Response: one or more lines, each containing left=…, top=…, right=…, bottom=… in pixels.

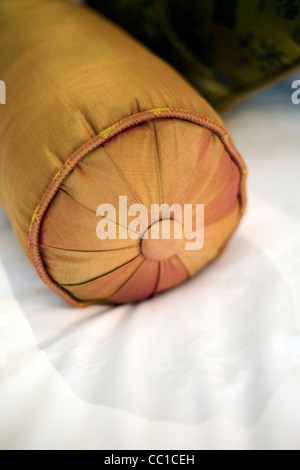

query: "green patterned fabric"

left=87, top=0, right=300, bottom=109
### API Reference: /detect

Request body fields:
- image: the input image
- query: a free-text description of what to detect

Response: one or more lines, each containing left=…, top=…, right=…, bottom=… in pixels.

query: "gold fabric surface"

left=0, top=0, right=247, bottom=306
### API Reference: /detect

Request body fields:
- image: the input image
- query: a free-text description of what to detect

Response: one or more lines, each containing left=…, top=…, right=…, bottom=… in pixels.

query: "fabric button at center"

left=141, top=219, right=184, bottom=261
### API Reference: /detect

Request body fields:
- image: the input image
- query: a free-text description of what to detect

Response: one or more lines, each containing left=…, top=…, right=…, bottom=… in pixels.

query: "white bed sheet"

left=0, top=82, right=300, bottom=450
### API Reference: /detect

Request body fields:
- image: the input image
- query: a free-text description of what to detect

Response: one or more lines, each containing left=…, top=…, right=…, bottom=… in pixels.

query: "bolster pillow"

left=0, top=0, right=247, bottom=307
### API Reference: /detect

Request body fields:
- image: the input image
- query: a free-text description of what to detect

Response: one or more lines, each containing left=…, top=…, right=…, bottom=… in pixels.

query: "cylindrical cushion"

left=0, top=0, right=247, bottom=307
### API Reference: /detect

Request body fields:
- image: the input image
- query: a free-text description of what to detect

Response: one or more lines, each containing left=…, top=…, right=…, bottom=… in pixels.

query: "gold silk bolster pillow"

left=0, top=0, right=247, bottom=307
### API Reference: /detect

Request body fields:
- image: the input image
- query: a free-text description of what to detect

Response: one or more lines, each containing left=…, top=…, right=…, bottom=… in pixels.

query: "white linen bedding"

left=0, top=81, right=299, bottom=450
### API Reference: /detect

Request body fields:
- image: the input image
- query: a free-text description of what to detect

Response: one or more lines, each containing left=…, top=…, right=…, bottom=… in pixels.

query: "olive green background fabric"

left=87, top=0, right=300, bottom=109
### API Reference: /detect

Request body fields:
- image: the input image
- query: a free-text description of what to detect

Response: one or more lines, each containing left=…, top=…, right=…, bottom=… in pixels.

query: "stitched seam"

left=59, top=187, right=139, bottom=235
left=62, top=253, right=142, bottom=288
left=153, top=261, right=161, bottom=296
left=106, top=257, right=146, bottom=301
left=151, top=120, right=163, bottom=206
left=101, top=146, right=143, bottom=207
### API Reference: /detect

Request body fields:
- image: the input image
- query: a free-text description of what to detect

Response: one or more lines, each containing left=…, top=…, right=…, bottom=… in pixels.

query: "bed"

left=0, top=80, right=299, bottom=450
